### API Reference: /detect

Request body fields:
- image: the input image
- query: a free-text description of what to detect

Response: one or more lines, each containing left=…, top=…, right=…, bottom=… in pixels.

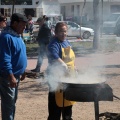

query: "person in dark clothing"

left=0, top=13, right=28, bottom=120
left=31, top=17, right=51, bottom=72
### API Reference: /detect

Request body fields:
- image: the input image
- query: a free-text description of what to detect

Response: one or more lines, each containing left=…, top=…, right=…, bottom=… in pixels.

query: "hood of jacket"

left=1, top=26, right=20, bottom=37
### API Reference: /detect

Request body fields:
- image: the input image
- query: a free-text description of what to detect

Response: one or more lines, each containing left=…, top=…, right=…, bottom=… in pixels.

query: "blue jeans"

left=0, top=76, right=20, bottom=120
left=35, top=43, right=48, bottom=71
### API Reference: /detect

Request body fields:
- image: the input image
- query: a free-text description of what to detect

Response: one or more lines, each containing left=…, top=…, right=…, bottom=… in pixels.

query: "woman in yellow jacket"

left=47, top=22, right=76, bottom=120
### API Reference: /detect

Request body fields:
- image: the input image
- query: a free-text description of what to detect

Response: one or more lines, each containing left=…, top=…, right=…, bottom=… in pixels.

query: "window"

left=1, top=0, right=32, bottom=5
left=68, top=22, right=79, bottom=28
left=4, top=8, right=11, bottom=17
left=71, top=5, right=74, bottom=16
left=111, top=5, right=120, bottom=13
left=107, top=14, right=120, bottom=21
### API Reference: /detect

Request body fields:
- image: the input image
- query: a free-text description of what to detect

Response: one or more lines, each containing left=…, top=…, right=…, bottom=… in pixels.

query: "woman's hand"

left=61, top=62, right=68, bottom=70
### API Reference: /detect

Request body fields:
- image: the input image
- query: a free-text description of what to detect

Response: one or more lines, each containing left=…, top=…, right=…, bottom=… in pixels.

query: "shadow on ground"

left=19, top=78, right=48, bottom=94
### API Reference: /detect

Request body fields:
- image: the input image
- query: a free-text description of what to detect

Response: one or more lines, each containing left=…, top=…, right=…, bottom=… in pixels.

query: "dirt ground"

left=1, top=51, right=120, bottom=120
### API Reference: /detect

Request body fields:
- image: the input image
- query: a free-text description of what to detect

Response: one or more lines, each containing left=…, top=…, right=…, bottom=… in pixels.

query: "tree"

left=80, top=0, right=86, bottom=39
left=93, top=0, right=100, bottom=49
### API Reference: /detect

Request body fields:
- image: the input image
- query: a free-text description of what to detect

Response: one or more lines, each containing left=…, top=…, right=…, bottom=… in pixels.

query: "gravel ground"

left=0, top=51, right=120, bottom=120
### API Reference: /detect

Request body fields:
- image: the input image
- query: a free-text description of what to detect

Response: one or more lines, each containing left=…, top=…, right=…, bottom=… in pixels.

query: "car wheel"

left=82, top=31, right=91, bottom=39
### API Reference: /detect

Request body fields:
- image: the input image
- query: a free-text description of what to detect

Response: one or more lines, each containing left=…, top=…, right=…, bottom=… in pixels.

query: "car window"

left=68, top=22, right=79, bottom=28
left=107, top=14, right=120, bottom=21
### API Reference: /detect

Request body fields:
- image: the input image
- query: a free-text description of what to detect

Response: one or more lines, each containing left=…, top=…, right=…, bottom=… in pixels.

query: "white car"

left=58, top=21, right=94, bottom=39
left=33, top=21, right=94, bottom=39
left=33, top=23, right=39, bottom=37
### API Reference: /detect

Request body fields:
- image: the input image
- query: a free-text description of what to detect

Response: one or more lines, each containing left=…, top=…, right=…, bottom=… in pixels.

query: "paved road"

left=27, top=51, right=120, bottom=72
left=27, top=34, right=120, bottom=71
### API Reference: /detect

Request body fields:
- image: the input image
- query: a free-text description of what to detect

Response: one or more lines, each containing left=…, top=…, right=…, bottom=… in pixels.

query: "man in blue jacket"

left=0, top=13, right=28, bottom=120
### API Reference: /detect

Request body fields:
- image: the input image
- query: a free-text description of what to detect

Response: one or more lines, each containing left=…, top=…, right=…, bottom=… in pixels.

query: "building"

left=59, top=0, right=120, bottom=26
left=0, top=0, right=62, bottom=22
left=1, top=0, right=120, bottom=25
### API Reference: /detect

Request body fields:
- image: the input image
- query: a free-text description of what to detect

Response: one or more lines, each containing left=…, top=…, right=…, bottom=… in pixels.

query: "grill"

left=62, top=83, right=113, bottom=120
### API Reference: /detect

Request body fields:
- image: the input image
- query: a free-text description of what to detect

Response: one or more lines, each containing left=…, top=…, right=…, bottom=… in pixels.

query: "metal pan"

left=61, top=80, right=106, bottom=88
left=61, top=81, right=113, bottom=102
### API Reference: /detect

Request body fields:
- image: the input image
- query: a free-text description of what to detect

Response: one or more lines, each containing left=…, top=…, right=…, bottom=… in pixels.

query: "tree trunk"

left=93, top=0, right=100, bottom=49
left=80, top=0, right=86, bottom=39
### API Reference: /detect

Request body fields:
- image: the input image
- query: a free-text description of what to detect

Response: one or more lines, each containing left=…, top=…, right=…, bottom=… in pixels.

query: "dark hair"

left=0, top=15, right=7, bottom=22
left=43, top=15, right=49, bottom=21
left=45, top=17, right=49, bottom=21
left=43, top=15, right=46, bottom=19
left=55, top=22, right=68, bottom=33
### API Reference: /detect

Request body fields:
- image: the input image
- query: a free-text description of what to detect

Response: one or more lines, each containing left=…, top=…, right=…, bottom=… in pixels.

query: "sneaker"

left=34, top=72, right=44, bottom=79
left=31, top=69, right=40, bottom=72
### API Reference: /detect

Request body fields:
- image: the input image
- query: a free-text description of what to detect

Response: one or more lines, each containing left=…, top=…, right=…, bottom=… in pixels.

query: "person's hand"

left=8, top=74, right=17, bottom=88
left=61, top=62, right=68, bottom=71
left=20, top=72, right=26, bottom=81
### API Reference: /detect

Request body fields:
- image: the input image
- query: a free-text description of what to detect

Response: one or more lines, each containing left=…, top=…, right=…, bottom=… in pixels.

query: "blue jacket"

left=0, top=27, right=27, bottom=76
left=47, top=37, right=71, bottom=64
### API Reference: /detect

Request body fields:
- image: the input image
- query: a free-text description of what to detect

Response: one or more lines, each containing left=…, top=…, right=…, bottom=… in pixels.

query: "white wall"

left=61, top=2, right=93, bottom=20
left=60, top=0, right=120, bottom=22
left=59, top=0, right=120, bottom=3
left=42, top=0, right=60, bottom=16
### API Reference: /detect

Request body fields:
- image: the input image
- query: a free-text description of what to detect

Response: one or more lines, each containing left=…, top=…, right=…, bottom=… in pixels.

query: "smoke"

left=42, top=60, right=106, bottom=92
left=44, top=64, right=68, bottom=91
left=75, top=68, right=106, bottom=84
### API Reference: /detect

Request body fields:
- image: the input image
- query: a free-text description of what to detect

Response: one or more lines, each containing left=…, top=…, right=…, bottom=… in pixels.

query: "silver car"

left=61, top=21, right=94, bottom=39
left=33, top=21, right=94, bottom=39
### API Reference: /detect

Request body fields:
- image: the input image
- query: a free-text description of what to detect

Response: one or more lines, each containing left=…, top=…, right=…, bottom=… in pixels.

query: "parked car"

left=33, top=21, right=94, bottom=39
left=103, top=13, right=120, bottom=36
left=33, top=24, right=39, bottom=38
left=52, top=21, right=94, bottom=39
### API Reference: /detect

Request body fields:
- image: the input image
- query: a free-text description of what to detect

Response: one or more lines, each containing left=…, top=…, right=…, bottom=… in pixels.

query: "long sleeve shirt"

left=0, top=27, right=27, bottom=76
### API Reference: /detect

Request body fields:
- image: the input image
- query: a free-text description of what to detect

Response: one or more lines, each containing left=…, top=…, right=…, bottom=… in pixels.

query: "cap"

left=37, top=17, right=43, bottom=22
left=11, top=13, right=28, bottom=22
left=0, top=16, right=6, bottom=22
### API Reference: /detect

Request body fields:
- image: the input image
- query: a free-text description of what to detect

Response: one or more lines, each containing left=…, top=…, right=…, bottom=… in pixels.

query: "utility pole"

left=12, top=0, right=16, bottom=14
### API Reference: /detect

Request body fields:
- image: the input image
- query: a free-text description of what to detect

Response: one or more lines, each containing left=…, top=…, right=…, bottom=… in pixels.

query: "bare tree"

left=80, top=0, right=86, bottom=39
left=93, top=0, right=100, bottom=49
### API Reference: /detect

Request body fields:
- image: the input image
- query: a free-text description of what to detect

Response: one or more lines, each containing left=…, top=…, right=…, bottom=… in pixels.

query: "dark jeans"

left=35, top=43, right=48, bottom=71
left=48, top=92, right=73, bottom=120
left=0, top=75, right=20, bottom=120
